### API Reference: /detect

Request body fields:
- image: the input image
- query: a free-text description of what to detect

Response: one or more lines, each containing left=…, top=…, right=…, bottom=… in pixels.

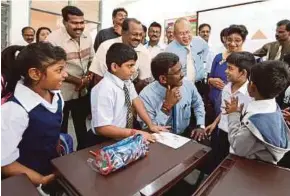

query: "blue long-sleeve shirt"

left=165, top=37, right=209, bottom=82
left=138, top=80, right=205, bottom=134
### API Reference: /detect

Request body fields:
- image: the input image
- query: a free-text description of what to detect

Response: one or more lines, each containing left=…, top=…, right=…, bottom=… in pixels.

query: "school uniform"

left=1, top=81, right=63, bottom=176
left=214, top=81, right=252, bottom=166
left=228, top=98, right=290, bottom=164
left=85, top=72, right=138, bottom=147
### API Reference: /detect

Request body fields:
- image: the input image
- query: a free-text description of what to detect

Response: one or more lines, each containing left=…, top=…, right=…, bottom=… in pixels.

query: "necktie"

left=172, top=105, right=177, bottom=134
left=123, top=84, right=133, bottom=128
left=186, top=46, right=196, bottom=82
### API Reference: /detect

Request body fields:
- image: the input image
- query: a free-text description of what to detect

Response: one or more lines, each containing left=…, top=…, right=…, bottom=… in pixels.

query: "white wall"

left=10, top=0, right=30, bottom=45
left=102, top=0, right=261, bottom=28
left=101, top=0, right=264, bottom=41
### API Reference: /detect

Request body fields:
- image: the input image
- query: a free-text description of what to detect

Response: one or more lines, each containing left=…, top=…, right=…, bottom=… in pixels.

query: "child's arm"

left=2, top=161, right=55, bottom=185
left=133, top=97, right=170, bottom=133
left=96, top=126, right=155, bottom=142
left=225, top=96, right=256, bottom=157
left=204, top=114, right=221, bottom=135
left=228, top=112, right=256, bottom=157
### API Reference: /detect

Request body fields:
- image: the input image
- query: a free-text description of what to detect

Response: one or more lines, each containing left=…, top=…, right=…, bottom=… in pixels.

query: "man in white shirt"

left=89, top=18, right=152, bottom=93
left=145, top=22, right=166, bottom=58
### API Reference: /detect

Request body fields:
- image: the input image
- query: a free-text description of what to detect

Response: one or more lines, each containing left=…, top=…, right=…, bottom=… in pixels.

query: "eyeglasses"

left=177, top=31, right=191, bottom=37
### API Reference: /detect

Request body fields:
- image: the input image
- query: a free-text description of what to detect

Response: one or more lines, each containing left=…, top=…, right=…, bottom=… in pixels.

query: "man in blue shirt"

left=166, top=18, right=209, bottom=97
left=138, top=52, right=206, bottom=140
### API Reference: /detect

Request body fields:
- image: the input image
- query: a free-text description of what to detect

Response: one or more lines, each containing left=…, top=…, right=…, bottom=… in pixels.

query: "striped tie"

left=123, top=84, right=133, bottom=128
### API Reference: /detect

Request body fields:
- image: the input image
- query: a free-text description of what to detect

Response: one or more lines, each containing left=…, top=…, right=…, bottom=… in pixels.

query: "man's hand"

left=191, top=128, right=206, bottom=141
left=148, top=124, right=171, bottom=133
left=282, top=107, right=290, bottom=125
left=165, top=85, right=182, bottom=108
left=75, top=76, right=91, bottom=91
left=136, top=130, right=156, bottom=143
left=208, top=78, right=225, bottom=90
left=224, top=97, right=244, bottom=114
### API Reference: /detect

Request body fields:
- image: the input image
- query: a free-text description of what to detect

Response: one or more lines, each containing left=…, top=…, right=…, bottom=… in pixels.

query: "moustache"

left=73, top=29, right=84, bottom=32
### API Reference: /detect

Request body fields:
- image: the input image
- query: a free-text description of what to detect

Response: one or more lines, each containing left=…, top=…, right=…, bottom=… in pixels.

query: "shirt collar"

left=151, top=81, right=167, bottom=97
left=224, top=81, right=249, bottom=95
left=61, top=27, right=87, bottom=42
left=14, top=80, right=59, bottom=112
left=104, top=71, right=126, bottom=89
left=246, top=98, right=277, bottom=115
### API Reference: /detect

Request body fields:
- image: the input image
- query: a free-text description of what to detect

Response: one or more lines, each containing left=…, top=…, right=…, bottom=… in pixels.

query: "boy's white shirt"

left=90, top=71, right=138, bottom=134
left=218, top=80, right=253, bottom=133
left=1, top=80, right=63, bottom=166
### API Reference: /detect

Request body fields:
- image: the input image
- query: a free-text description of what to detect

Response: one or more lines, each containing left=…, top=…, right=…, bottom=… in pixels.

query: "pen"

left=89, top=150, right=97, bottom=156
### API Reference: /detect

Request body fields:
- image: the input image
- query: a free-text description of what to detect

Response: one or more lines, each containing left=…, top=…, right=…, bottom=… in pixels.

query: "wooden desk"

left=193, top=154, right=290, bottom=196
left=1, top=174, right=40, bottom=196
left=52, top=140, right=210, bottom=196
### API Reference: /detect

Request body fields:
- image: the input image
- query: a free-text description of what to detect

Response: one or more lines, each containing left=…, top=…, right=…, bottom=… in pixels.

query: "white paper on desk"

left=153, top=132, right=191, bottom=149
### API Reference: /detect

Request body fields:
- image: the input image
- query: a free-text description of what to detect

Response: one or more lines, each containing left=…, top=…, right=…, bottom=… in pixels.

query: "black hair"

left=106, top=43, right=138, bottom=72
left=112, top=8, right=127, bottom=18
left=122, top=18, right=142, bottom=33
left=149, top=22, right=161, bottom=30
left=250, top=60, right=290, bottom=99
left=1, top=45, right=25, bottom=98
left=21, top=26, right=35, bottom=35
left=142, top=24, right=147, bottom=33
left=227, top=25, right=248, bottom=41
left=226, top=52, right=256, bottom=78
left=36, top=27, right=52, bottom=43
left=62, top=6, right=84, bottom=21
left=277, top=19, right=290, bottom=27
left=220, top=27, right=228, bottom=43
left=151, top=52, right=179, bottom=80
left=15, top=42, right=67, bottom=87
left=286, top=22, right=290, bottom=32
left=198, top=23, right=211, bottom=32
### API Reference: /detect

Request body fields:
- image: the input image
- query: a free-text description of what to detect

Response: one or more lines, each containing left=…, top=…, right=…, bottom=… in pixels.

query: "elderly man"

left=166, top=18, right=209, bottom=96
left=89, top=18, right=152, bottom=93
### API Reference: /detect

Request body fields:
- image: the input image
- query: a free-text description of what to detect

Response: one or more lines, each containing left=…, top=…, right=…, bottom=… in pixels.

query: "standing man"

left=166, top=18, right=209, bottom=96
left=93, top=8, right=127, bottom=52
left=145, top=22, right=166, bottom=58
left=198, top=23, right=215, bottom=75
left=13, top=27, right=35, bottom=46
left=254, top=19, right=290, bottom=60
left=89, top=18, right=152, bottom=93
left=47, top=6, right=95, bottom=150
left=141, top=24, right=148, bottom=45
left=165, top=26, right=174, bottom=44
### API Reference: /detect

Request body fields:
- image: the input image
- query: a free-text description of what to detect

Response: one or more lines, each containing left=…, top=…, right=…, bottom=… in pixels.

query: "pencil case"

left=87, top=134, right=149, bottom=175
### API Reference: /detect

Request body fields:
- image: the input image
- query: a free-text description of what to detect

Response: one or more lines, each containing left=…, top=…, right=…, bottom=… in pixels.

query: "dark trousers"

left=61, top=95, right=90, bottom=150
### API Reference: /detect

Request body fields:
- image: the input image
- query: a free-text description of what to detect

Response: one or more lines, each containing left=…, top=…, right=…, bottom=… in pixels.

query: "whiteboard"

left=198, top=0, right=290, bottom=53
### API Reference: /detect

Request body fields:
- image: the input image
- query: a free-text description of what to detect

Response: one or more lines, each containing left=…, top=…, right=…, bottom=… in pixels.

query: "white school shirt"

left=218, top=81, right=252, bottom=133
left=90, top=72, right=138, bottom=133
left=1, top=81, right=64, bottom=166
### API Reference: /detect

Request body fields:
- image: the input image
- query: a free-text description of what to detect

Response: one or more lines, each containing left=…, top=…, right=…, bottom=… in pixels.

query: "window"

left=1, top=1, right=10, bottom=50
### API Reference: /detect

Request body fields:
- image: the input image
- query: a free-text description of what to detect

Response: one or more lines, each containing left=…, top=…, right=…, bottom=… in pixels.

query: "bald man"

left=165, top=18, right=208, bottom=96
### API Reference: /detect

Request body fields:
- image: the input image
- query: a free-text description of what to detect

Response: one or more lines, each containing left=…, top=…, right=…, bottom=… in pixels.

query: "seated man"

left=87, top=43, right=168, bottom=147
left=138, top=52, right=206, bottom=139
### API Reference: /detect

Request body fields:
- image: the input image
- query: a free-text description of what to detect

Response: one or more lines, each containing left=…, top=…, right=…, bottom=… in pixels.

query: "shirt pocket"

left=180, top=102, right=191, bottom=120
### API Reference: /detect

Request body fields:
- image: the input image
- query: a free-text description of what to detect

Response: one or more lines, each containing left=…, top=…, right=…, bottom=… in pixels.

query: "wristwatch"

left=197, top=125, right=205, bottom=129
